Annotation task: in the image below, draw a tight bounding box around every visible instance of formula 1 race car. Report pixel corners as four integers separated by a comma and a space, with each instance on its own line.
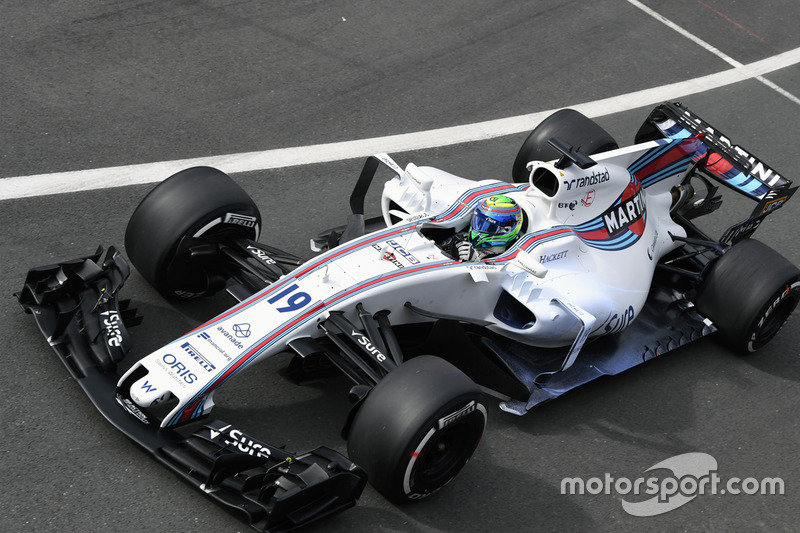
17, 102, 800, 531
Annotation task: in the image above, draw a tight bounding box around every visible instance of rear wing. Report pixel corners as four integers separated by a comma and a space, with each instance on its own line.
636, 102, 796, 243
637, 101, 794, 202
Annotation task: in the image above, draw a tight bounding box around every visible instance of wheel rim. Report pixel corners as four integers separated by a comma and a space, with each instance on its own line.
415, 423, 476, 490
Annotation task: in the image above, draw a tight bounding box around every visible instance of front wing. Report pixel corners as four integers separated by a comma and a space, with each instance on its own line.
15, 247, 367, 532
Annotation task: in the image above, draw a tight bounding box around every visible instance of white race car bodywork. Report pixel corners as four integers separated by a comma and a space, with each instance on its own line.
18, 101, 797, 530
122, 137, 698, 427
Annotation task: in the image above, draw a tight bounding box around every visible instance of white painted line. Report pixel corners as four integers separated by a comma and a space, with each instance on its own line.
2, 46, 800, 201
626, 0, 741, 68
627, 0, 800, 105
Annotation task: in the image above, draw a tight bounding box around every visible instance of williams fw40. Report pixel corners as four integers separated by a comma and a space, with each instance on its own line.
17, 102, 800, 530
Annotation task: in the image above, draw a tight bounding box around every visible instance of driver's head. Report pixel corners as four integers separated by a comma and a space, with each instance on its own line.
468, 195, 523, 253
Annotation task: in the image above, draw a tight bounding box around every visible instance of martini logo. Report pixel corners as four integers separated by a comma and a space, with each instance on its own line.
602, 182, 646, 238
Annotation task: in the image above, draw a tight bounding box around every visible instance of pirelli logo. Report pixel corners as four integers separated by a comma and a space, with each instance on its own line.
180, 342, 216, 372
224, 213, 258, 228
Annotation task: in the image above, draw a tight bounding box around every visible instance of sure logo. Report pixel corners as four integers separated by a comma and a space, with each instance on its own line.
603, 305, 635, 335
351, 330, 387, 362
247, 245, 276, 265
100, 310, 123, 347
211, 424, 272, 459
224, 428, 271, 459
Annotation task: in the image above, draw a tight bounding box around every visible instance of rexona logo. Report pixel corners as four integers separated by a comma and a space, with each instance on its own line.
602, 182, 646, 238
386, 239, 420, 264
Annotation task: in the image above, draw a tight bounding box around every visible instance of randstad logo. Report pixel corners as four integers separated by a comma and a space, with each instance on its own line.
561, 452, 784, 516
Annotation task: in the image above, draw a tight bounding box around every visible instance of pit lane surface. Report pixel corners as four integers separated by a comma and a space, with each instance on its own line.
3, 1, 800, 531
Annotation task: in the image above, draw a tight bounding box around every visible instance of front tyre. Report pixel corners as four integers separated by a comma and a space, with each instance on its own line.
347, 356, 487, 502
124, 166, 261, 298
695, 239, 800, 353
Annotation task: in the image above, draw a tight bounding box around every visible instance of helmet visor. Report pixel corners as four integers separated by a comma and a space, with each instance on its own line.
470, 210, 516, 235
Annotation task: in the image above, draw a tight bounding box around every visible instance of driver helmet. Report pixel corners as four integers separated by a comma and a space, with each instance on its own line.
468, 195, 523, 252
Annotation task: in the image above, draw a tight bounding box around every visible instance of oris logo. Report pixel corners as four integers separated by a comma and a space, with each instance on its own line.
160, 353, 198, 384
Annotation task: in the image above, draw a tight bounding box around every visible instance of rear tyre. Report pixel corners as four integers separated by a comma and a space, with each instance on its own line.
124, 166, 261, 298
512, 109, 618, 182
347, 356, 487, 502
695, 239, 800, 353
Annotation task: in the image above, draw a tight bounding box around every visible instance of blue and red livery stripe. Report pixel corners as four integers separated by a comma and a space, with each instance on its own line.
168, 259, 462, 425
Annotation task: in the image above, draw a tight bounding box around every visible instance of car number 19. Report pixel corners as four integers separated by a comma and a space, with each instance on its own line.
267, 283, 312, 313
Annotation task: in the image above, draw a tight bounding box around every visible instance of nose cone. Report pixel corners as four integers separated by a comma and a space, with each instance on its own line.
129, 375, 170, 408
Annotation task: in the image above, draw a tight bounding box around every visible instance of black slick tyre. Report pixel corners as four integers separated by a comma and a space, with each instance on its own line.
695, 239, 800, 353
124, 166, 261, 298
347, 356, 487, 502
512, 109, 618, 182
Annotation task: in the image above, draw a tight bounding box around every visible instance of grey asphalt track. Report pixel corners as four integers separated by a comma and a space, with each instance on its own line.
3, 1, 800, 532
